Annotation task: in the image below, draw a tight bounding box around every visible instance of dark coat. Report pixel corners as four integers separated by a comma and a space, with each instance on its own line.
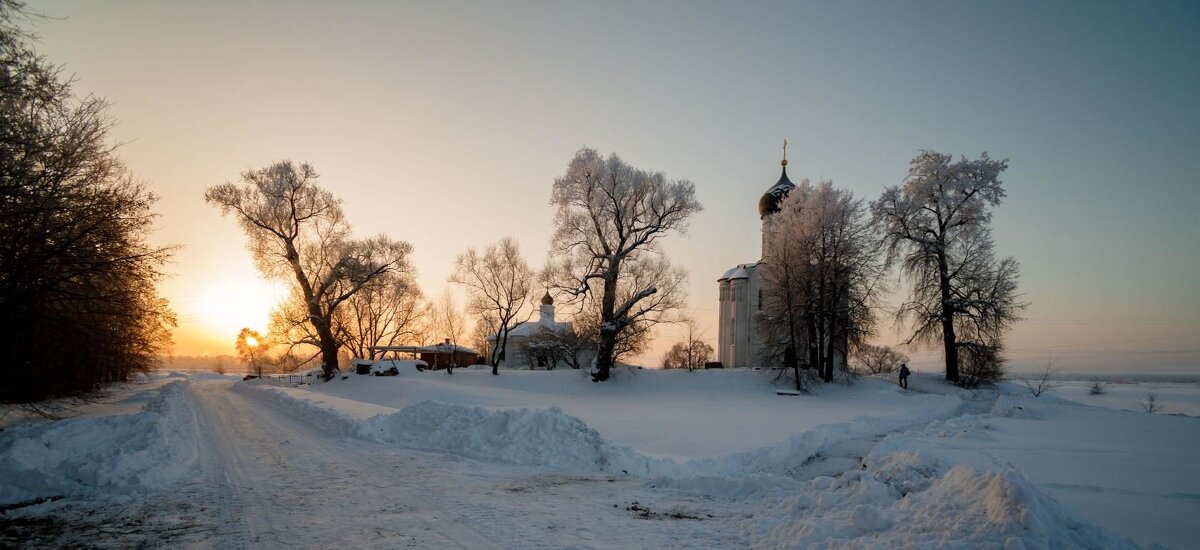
899, 365, 910, 378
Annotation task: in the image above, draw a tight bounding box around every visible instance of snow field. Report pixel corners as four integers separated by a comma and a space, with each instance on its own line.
241, 370, 1170, 547
0, 381, 200, 506
1052, 380, 1200, 416
301, 365, 960, 459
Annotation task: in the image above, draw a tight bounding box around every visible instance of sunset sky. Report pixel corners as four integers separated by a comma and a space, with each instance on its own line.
25, 0, 1199, 373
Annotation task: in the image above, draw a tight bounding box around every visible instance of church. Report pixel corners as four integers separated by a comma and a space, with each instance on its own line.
487, 292, 579, 369
716, 145, 847, 370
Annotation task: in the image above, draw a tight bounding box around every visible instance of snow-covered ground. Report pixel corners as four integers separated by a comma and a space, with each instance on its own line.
1051, 380, 1200, 416
1, 367, 1196, 548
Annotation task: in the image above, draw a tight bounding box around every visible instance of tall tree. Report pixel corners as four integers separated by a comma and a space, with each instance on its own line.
206, 162, 413, 379
545, 148, 701, 381
759, 180, 885, 388
0, 2, 176, 403
871, 151, 1024, 383
451, 236, 535, 375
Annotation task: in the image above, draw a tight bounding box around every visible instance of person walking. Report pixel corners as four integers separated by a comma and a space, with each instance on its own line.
898, 363, 910, 389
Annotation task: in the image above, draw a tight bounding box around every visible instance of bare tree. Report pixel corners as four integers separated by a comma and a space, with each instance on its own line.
1021, 360, 1060, 397
335, 271, 425, 360
544, 148, 701, 381
0, 2, 176, 403
431, 291, 468, 374
235, 328, 271, 377
661, 316, 713, 371
1140, 393, 1162, 414
872, 151, 1024, 384
470, 311, 499, 364
206, 162, 413, 379
452, 237, 535, 375
851, 343, 909, 375
758, 180, 886, 388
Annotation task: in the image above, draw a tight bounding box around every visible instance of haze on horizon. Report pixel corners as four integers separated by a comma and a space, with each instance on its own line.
23, 0, 1199, 374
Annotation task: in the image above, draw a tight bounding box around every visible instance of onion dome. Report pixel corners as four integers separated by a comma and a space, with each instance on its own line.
541, 291, 553, 305
758, 156, 795, 218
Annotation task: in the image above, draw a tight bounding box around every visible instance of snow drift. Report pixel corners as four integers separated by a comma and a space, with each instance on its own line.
742, 454, 1137, 549
0, 381, 200, 506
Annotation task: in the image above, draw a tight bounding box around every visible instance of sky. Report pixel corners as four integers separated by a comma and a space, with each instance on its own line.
22, 0, 1200, 373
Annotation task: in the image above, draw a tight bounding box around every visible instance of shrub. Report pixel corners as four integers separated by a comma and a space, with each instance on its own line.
851, 344, 909, 375
956, 342, 1004, 388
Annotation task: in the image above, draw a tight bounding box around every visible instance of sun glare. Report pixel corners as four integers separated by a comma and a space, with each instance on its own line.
191, 279, 287, 344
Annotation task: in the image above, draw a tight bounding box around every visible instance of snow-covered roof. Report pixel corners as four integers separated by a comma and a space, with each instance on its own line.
719, 263, 756, 281
370, 344, 479, 355
496, 319, 573, 340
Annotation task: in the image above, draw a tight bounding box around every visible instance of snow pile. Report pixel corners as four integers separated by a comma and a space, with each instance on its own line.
684, 394, 961, 478
0, 381, 200, 506
360, 401, 654, 472
241, 382, 656, 473
743, 456, 1137, 549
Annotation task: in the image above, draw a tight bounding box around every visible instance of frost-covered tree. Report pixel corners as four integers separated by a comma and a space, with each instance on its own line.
759, 181, 886, 388
452, 237, 535, 375
206, 162, 413, 379
0, 1, 176, 403
872, 151, 1024, 384
545, 148, 701, 381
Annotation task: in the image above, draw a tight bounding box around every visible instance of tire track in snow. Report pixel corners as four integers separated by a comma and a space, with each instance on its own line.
190, 380, 508, 548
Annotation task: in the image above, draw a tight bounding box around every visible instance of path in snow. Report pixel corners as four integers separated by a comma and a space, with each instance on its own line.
187, 379, 739, 548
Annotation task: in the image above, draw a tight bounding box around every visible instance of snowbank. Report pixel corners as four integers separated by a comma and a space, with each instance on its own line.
863, 391, 1200, 548
239, 382, 655, 473
0, 381, 200, 506
681, 393, 961, 478
742, 460, 1136, 549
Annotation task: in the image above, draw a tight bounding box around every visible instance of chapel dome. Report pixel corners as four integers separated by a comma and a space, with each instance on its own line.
758, 160, 795, 218
541, 291, 553, 305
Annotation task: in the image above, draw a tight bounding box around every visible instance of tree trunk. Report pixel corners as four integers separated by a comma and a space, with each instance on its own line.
594, 265, 620, 382
593, 328, 616, 382
937, 255, 959, 382
493, 327, 507, 376
315, 321, 340, 380
785, 344, 799, 391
